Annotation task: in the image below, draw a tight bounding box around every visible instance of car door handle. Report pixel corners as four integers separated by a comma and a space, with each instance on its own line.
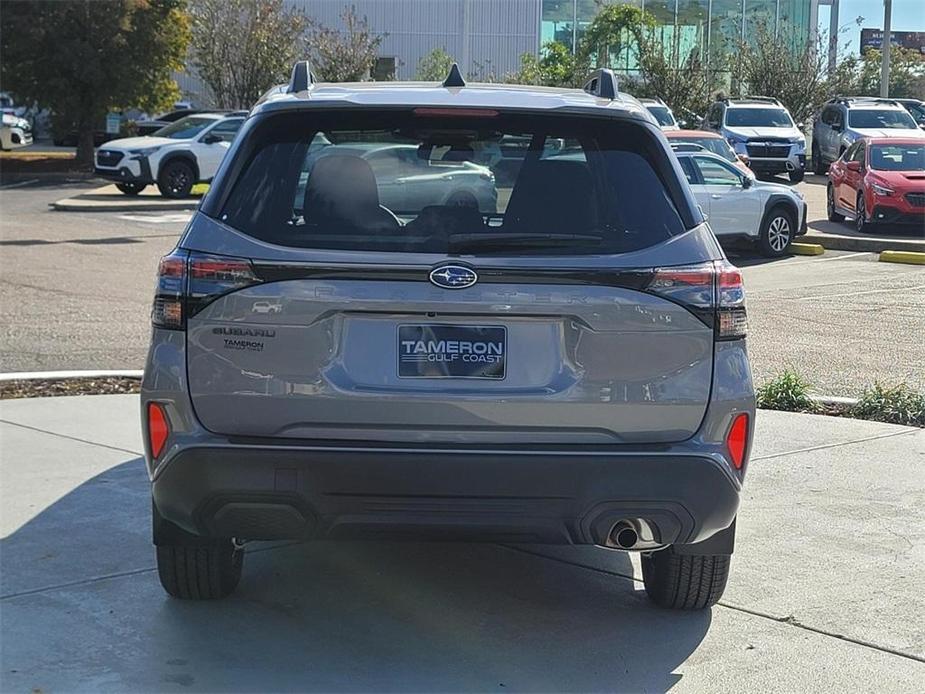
711, 194, 722, 199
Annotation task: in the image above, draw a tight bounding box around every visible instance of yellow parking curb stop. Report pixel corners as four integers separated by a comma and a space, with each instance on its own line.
790, 243, 824, 256
879, 250, 925, 265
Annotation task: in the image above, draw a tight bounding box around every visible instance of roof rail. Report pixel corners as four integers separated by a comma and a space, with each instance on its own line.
830, 96, 901, 107
442, 63, 466, 88
725, 95, 781, 105
583, 68, 618, 100
287, 60, 315, 93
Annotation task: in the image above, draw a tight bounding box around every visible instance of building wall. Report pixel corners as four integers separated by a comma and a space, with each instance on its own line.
292, 0, 542, 80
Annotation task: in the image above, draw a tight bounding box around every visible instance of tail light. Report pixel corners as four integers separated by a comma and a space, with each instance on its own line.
726, 412, 749, 470
151, 250, 260, 330
645, 260, 747, 340
147, 402, 170, 458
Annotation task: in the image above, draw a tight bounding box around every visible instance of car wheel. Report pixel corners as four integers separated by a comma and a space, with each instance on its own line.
156, 541, 243, 599
157, 159, 195, 198
758, 206, 795, 257
812, 143, 826, 175
826, 184, 845, 222
642, 547, 730, 609
788, 168, 804, 183
116, 182, 146, 196
855, 192, 875, 234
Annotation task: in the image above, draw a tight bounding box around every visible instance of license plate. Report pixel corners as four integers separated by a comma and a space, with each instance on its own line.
398, 324, 506, 379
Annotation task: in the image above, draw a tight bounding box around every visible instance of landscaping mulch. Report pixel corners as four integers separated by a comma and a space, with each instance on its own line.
0, 377, 141, 400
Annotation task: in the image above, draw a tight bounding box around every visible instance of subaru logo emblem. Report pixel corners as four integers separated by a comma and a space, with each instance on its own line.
429, 265, 478, 289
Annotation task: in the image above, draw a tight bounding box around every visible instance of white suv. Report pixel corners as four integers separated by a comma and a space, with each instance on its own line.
676, 151, 806, 257
94, 112, 246, 197
703, 97, 806, 182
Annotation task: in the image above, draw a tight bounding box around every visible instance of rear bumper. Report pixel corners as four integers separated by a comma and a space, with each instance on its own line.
151, 441, 741, 548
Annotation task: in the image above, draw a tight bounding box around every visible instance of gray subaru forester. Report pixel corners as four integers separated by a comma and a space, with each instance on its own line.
142, 63, 755, 609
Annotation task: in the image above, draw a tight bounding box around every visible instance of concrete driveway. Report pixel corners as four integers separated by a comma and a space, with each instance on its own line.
1, 395, 923, 691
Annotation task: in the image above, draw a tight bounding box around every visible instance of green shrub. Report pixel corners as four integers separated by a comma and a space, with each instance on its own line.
757, 370, 817, 413
852, 383, 925, 427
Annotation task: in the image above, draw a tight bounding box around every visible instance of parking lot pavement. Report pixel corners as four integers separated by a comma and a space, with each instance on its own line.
731, 249, 925, 395
0, 394, 922, 691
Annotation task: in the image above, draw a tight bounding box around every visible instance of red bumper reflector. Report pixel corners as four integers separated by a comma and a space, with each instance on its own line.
147, 402, 169, 458
727, 413, 749, 470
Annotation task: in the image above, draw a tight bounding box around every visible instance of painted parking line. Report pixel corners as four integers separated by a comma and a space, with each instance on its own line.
0, 178, 39, 189
116, 212, 193, 224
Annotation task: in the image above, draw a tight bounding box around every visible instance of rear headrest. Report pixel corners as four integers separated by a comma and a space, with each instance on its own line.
504, 160, 597, 234
303, 154, 381, 227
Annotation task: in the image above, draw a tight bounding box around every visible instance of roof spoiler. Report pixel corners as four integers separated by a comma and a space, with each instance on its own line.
288, 60, 316, 93
583, 68, 618, 100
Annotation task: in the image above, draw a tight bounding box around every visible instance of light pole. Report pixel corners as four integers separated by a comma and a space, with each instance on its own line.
880, 0, 892, 97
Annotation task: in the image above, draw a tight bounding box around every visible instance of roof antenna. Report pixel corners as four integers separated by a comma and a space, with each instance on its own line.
442, 62, 466, 88
288, 60, 316, 93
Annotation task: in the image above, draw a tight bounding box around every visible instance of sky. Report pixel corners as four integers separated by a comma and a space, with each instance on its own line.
820, 0, 925, 54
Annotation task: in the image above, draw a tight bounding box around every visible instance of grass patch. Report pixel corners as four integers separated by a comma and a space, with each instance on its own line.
852, 383, 925, 427
756, 370, 817, 413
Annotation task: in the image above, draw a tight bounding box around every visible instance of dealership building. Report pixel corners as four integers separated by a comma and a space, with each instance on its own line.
176, 0, 828, 104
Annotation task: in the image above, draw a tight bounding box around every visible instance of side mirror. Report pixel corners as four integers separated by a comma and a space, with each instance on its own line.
741, 175, 753, 189
845, 160, 861, 172
203, 133, 222, 145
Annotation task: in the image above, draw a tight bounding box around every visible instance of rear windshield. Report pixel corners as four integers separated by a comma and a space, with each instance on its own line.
670, 136, 736, 162
216, 110, 689, 256
646, 105, 675, 127
847, 109, 917, 130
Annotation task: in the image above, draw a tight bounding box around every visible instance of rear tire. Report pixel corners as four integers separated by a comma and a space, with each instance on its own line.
116, 182, 146, 196
827, 184, 844, 222
757, 205, 795, 257
642, 548, 730, 610
157, 159, 195, 198
156, 541, 243, 599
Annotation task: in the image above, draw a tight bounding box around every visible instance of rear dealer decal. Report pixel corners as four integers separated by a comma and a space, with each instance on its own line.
398, 325, 506, 379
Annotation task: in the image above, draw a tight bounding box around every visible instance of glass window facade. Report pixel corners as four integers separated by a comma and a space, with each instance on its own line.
540, 0, 814, 70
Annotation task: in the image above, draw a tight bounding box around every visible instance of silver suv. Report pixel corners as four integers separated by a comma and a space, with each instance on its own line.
142, 63, 755, 608
812, 97, 923, 175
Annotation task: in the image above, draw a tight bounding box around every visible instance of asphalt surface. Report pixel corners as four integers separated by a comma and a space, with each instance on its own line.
1, 179, 923, 395
1, 395, 922, 691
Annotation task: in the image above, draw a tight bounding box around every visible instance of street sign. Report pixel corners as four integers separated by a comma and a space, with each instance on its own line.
105, 113, 121, 135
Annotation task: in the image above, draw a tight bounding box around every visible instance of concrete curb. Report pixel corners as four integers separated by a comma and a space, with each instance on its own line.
0, 370, 143, 382
50, 184, 201, 212
879, 250, 925, 265
790, 243, 824, 256
801, 231, 925, 254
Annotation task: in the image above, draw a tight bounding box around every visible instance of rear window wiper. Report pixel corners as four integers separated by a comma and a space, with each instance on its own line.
447, 232, 603, 252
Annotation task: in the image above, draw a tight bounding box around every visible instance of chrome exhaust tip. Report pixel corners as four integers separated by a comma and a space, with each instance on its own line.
604, 519, 664, 551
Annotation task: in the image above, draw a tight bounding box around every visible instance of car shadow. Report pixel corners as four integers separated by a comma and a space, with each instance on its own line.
1, 457, 712, 692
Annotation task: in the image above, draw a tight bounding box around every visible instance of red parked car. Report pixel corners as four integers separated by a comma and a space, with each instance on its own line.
827, 137, 925, 234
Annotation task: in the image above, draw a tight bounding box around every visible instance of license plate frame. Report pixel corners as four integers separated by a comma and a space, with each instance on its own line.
397, 324, 506, 380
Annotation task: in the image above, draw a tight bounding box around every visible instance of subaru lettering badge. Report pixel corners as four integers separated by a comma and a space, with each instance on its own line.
429, 265, 478, 289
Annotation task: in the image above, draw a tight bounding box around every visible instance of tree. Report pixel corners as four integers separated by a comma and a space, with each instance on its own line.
415, 48, 455, 81
190, 0, 307, 109
636, 34, 727, 126
514, 41, 588, 88
735, 24, 859, 125
579, 3, 655, 71
0, 0, 190, 166
857, 47, 925, 99
306, 5, 385, 82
